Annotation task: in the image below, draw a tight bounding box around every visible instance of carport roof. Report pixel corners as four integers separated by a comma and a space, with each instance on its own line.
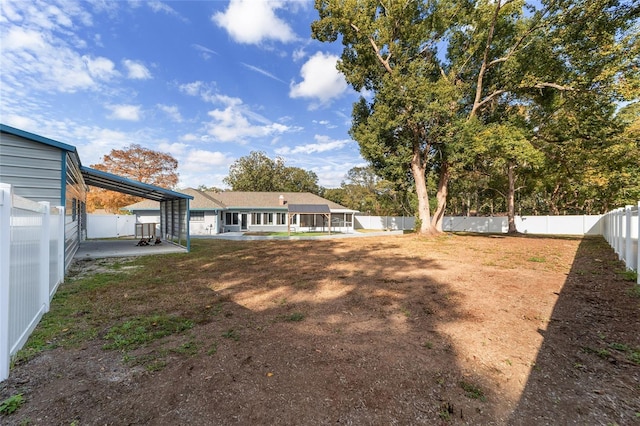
81, 166, 193, 202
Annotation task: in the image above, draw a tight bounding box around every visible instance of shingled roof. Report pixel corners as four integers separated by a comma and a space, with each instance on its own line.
207, 191, 350, 210
124, 188, 224, 211
125, 189, 354, 212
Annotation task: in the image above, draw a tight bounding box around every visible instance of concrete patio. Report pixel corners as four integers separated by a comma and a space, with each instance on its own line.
74, 238, 187, 260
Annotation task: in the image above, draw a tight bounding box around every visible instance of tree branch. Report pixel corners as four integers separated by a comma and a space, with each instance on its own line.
350, 22, 393, 75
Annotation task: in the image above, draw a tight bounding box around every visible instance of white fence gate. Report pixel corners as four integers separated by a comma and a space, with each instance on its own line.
0, 183, 65, 381
602, 203, 640, 284
86, 214, 135, 238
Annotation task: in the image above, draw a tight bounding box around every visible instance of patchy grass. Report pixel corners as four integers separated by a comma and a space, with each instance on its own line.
103, 315, 194, 351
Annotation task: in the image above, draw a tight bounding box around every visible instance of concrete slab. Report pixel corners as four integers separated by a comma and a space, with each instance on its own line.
75, 238, 187, 260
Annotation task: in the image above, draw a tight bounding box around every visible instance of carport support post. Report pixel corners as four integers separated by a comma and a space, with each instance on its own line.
0, 184, 12, 381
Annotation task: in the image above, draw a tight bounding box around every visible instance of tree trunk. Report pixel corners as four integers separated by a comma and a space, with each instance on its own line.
410, 148, 434, 234
431, 163, 449, 232
507, 160, 518, 234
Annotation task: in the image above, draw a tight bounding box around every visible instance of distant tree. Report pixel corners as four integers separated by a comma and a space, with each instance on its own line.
223, 151, 321, 194
87, 144, 179, 213
324, 166, 414, 215
197, 185, 224, 193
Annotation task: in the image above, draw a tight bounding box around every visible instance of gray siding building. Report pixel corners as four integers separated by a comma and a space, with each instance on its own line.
1, 125, 87, 269
1, 124, 194, 267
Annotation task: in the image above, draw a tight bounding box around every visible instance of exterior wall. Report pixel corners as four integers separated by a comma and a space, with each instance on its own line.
64, 153, 86, 270
0, 133, 63, 206
189, 211, 219, 235
0, 132, 88, 270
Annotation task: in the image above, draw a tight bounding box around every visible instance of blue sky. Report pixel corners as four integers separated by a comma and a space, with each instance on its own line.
0, 0, 366, 189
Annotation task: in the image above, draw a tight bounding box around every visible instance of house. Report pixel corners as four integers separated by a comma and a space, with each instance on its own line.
125, 189, 358, 235
0, 124, 194, 267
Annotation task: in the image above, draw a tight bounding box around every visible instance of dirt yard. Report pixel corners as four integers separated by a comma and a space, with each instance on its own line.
1, 234, 639, 425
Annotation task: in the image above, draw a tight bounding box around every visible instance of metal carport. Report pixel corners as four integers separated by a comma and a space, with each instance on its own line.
80, 166, 193, 251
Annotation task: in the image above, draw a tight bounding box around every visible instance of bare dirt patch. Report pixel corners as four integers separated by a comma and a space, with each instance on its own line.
1, 234, 638, 425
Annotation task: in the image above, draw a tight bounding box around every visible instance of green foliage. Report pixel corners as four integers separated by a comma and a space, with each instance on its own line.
222, 329, 240, 341
313, 0, 639, 221
283, 312, 305, 322
0, 393, 24, 415
223, 151, 320, 194
103, 315, 194, 351
460, 381, 485, 401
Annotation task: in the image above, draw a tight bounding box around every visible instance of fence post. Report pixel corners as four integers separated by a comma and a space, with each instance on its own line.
57, 206, 65, 284
0, 184, 12, 381
624, 205, 632, 271
39, 202, 51, 313
637, 202, 640, 285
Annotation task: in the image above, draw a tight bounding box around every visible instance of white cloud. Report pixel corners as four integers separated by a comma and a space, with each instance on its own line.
179, 80, 205, 97
106, 104, 142, 121
241, 63, 285, 84
157, 104, 183, 122
212, 0, 296, 44
123, 59, 152, 80
292, 47, 306, 62
3, 27, 47, 50
147, 1, 188, 22
192, 44, 217, 60
289, 52, 348, 107
2, 114, 38, 130
275, 135, 349, 155
185, 149, 231, 169
84, 56, 118, 80
1, 10, 115, 93
158, 142, 189, 156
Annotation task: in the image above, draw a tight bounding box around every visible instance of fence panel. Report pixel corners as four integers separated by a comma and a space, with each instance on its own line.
602, 203, 639, 284
0, 184, 64, 381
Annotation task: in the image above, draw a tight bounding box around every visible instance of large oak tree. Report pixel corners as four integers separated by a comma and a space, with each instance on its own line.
312, 0, 638, 234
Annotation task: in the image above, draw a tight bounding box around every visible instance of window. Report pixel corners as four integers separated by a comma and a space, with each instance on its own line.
190, 211, 205, 222
225, 212, 239, 225
252, 212, 262, 225
264, 213, 273, 225
290, 214, 297, 225
276, 213, 287, 225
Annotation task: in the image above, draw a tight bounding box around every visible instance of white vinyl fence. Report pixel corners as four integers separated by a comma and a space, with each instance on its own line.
87, 214, 135, 238
0, 183, 65, 381
355, 214, 603, 235
602, 203, 639, 284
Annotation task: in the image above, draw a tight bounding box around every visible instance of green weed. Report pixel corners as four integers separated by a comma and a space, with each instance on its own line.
171, 341, 200, 356
222, 329, 240, 341
0, 393, 24, 415
460, 381, 485, 401
284, 312, 305, 322
527, 256, 546, 263
207, 342, 218, 356
618, 269, 638, 282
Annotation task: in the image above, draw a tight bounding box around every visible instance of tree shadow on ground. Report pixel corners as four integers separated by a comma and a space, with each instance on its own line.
509, 236, 640, 424
1, 235, 505, 425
